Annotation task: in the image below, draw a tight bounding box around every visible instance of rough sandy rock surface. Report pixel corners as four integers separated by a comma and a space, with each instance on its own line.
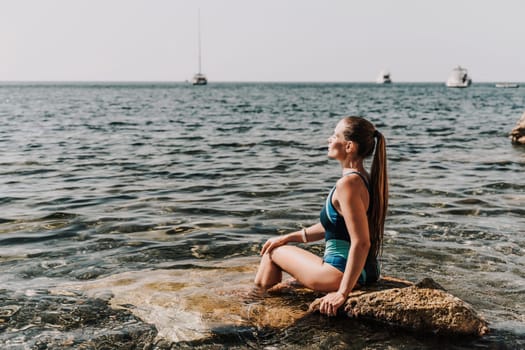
309, 277, 488, 336
510, 112, 525, 145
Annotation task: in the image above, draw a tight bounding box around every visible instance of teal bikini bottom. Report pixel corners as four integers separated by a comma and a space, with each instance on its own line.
323, 255, 380, 285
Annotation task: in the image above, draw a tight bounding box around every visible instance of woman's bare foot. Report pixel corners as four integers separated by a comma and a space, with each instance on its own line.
267, 278, 304, 294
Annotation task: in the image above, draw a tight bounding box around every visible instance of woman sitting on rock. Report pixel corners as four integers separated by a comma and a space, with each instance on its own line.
254, 116, 388, 316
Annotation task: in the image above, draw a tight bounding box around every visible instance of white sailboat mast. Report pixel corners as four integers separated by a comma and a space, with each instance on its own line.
191, 8, 207, 85
197, 9, 202, 74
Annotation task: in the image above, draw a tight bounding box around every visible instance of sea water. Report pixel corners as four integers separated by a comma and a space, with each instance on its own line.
0, 82, 524, 349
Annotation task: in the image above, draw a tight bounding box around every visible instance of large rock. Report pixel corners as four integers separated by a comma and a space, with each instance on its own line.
309, 276, 489, 336
49, 258, 489, 345
510, 112, 525, 145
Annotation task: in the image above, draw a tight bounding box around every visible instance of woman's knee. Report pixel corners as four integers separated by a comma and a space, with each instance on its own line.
258, 252, 274, 270
267, 247, 290, 269
268, 245, 294, 262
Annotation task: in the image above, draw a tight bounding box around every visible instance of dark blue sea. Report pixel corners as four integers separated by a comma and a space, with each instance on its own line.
1, 82, 524, 349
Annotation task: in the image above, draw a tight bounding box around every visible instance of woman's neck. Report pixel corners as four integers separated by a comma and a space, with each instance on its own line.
341, 159, 365, 175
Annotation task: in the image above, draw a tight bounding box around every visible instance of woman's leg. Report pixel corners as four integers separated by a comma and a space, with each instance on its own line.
255, 245, 343, 292
254, 251, 282, 288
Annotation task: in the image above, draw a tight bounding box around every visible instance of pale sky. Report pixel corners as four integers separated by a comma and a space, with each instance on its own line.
2, 0, 524, 82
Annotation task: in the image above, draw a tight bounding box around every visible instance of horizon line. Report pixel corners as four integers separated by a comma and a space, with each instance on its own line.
1, 80, 522, 84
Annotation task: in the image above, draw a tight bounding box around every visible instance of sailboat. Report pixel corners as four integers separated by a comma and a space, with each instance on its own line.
192, 9, 207, 86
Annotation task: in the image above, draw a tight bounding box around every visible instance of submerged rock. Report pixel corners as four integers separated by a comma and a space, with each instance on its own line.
0, 289, 157, 349
39, 259, 488, 347
309, 276, 489, 336
53, 264, 315, 343
510, 112, 525, 145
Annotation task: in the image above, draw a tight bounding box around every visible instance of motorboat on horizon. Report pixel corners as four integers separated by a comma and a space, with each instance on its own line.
376, 70, 392, 84
495, 82, 519, 88
446, 66, 472, 88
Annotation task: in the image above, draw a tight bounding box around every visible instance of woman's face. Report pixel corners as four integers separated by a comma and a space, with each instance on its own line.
327, 120, 350, 160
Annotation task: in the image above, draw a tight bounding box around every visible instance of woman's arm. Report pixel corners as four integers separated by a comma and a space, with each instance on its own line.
302, 222, 325, 243
260, 222, 325, 255
318, 175, 371, 316
336, 175, 371, 295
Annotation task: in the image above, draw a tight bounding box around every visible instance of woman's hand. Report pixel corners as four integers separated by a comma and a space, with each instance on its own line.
260, 235, 289, 255
318, 291, 346, 317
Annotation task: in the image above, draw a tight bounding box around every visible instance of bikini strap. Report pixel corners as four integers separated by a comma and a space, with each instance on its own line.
342, 171, 370, 192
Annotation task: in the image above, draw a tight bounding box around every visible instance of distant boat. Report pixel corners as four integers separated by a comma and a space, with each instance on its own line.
495, 82, 519, 88
376, 71, 392, 84
192, 9, 207, 86
446, 66, 472, 88
192, 73, 207, 86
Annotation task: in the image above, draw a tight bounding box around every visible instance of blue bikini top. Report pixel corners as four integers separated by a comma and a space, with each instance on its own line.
320, 171, 371, 242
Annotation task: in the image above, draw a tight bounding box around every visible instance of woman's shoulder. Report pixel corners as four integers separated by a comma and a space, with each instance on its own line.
338, 171, 369, 184
336, 172, 369, 193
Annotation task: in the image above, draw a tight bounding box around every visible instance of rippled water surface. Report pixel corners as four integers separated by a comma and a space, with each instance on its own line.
1, 82, 524, 349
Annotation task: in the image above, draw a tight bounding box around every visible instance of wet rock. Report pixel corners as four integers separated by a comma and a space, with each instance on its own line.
0, 289, 158, 349
415, 277, 445, 290
309, 276, 489, 336
510, 112, 525, 145
21, 263, 488, 347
